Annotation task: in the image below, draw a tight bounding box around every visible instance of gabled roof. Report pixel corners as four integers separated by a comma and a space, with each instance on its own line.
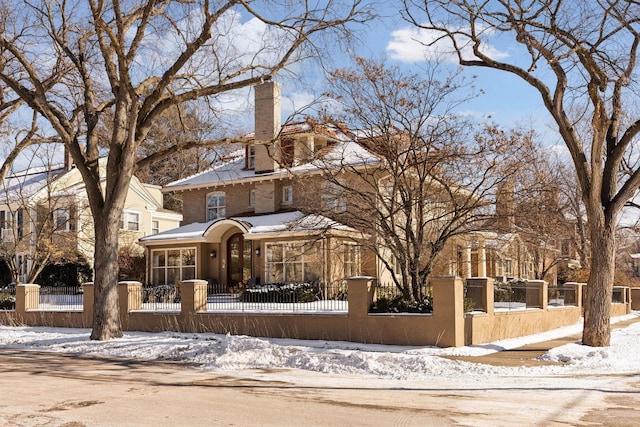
139, 210, 358, 243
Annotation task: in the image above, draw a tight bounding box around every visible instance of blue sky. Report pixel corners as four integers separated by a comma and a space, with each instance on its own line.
7, 2, 563, 171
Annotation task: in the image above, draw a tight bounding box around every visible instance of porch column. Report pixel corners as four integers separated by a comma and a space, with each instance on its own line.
477, 245, 487, 278
465, 246, 472, 278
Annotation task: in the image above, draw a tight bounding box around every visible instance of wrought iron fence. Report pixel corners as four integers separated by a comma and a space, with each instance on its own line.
206, 281, 348, 313
138, 285, 181, 311
38, 286, 83, 310
369, 281, 433, 313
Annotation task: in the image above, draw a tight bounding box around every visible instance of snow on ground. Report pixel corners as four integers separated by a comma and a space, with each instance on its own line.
0, 313, 639, 382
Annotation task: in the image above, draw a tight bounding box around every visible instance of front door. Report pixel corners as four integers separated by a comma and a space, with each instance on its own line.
227, 233, 252, 286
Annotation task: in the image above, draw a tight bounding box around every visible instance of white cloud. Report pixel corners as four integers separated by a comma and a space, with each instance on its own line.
387, 26, 508, 64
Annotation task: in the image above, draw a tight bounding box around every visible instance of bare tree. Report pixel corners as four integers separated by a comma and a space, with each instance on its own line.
0, 0, 372, 340
302, 58, 528, 301
403, 0, 640, 346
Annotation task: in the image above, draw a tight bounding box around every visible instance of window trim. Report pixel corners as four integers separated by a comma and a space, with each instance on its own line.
206, 191, 226, 221
282, 185, 293, 204
249, 189, 256, 207
246, 145, 256, 170
151, 247, 197, 286
120, 210, 141, 232
265, 241, 318, 283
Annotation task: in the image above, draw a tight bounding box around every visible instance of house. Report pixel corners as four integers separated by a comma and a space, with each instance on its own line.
139, 82, 377, 288
140, 81, 561, 291
0, 156, 182, 284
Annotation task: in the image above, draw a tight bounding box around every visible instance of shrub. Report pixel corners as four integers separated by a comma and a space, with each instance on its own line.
241, 282, 317, 303
369, 294, 433, 313
0, 293, 15, 310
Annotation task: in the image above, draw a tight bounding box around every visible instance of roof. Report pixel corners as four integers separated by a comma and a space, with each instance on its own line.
139, 210, 358, 243
163, 123, 381, 192
0, 165, 67, 203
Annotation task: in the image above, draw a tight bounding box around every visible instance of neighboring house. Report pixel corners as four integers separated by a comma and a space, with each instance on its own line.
0, 156, 182, 284
139, 81, 559, 290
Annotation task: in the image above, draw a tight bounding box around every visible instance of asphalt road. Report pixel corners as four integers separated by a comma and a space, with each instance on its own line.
0, 349, 639, 426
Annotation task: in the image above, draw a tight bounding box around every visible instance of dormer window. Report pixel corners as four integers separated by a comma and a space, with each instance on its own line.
246, 145, 256, 170
207, 192, 226, 220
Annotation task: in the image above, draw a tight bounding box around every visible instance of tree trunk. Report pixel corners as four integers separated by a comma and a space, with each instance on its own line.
582, 216, 615, 347
90, 213, 123, 340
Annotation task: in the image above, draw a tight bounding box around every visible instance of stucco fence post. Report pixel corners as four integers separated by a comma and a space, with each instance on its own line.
347, 276, 376, 319
15, 284, 40, 319
432, 276, 465, 347
179, 279, 208, 316
117, 281, 143, 329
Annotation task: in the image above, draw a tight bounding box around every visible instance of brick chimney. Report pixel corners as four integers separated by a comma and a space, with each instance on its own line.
253, 81, 282, 174
496, 180, 515, 231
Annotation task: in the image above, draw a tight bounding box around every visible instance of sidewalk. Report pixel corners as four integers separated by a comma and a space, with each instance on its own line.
446, 315, 640, 367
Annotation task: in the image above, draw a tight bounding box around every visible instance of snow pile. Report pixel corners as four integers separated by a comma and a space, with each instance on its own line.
0, 313, 638, 380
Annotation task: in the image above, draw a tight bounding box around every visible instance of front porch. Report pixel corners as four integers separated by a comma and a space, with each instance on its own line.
139, 211, 371, 292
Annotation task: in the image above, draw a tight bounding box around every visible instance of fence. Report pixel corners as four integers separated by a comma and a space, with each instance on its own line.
205, 281, 348, 313
1, 278, 634, 348
39, 286, 83, 310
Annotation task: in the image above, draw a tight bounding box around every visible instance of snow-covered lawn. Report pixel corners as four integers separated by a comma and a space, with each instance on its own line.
0, 312, 639, 381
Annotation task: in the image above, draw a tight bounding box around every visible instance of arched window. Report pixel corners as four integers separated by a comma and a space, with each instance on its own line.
207, 192, 226, 221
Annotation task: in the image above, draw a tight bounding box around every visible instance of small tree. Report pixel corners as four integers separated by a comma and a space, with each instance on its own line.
303, 58, 529, 301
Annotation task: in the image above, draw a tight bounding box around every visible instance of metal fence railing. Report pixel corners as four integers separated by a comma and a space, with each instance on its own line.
38, 286, 83, 310
206, 281, 348, 313
369, 282, 433, 313
548, 285, 579, 307
138, 285, 181, 312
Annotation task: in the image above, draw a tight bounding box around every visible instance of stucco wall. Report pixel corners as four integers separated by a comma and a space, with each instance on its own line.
4, 279, 633, 348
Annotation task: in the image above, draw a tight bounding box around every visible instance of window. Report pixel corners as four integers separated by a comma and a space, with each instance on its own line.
0, 210, 10, 241
120, 211, 140, 231
282, 186, 293, 204
16, 253, 27, 284
265, 241, 320, 283
207, 192, 226, 221
249, 190, 256, 207
16, 208, 23, 238
151, 248, 196, 285
246, 145, 256, 169
323, 182, 346, 212
505, 259, 513, 277
151, 220, 159, 235
343, 242, 360, 278
54, 207, 75, 231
